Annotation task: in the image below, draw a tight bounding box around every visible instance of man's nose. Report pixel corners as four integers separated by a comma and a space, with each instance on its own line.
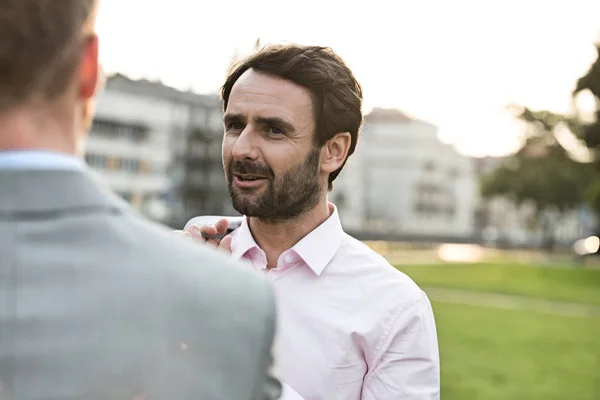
231, 127, 259, 161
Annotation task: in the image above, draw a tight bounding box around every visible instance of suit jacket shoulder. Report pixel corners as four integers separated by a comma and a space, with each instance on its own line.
0, 168, 281, 399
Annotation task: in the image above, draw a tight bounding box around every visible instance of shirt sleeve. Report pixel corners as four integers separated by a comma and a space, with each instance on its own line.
361, 290, 440, 399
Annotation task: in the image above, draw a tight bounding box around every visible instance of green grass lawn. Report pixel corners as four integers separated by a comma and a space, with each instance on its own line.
392, 262, 600, 399
434, 302, 600, 400
395, 263, 600, 305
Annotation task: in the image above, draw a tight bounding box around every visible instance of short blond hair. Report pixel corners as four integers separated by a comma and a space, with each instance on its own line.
0, 0, 98, 111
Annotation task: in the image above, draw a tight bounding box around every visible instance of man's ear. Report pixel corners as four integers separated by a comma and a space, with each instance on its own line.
79, 34, 99, 100
320, 132, 351, 174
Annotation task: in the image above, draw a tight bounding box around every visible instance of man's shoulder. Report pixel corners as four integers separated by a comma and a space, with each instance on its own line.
337, 233, 424, 293
338, 232, 398, 271
95, 213, 275, 313
129, 215, 268, 281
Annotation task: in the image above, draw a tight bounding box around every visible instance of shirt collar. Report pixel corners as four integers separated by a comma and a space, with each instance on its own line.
0, 150, 84, 171
231, 203, 344, 276
231, 215, 260, 261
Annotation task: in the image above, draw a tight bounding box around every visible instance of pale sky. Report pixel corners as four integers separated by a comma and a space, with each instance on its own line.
96, 0, 600, 157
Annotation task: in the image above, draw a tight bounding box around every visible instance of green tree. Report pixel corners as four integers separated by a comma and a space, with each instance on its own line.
481, 137, 593, 214
573, 44, 600, 215
481, 119, 595, 249
481, 43, 600, 248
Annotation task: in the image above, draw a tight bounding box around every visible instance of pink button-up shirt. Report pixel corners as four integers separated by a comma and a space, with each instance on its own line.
230, 204, 440, 399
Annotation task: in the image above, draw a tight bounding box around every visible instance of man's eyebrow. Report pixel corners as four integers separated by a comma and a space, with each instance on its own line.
223, 113, 244, 124
255, 116, 296, 133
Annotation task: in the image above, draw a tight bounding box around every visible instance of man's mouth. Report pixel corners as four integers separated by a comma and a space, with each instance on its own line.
232, 174, 269, 188
235, 175, 267, 181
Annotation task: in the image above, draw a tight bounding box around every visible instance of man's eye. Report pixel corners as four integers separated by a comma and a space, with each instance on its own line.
226, 123, 244, 132
269, 127, 283, 135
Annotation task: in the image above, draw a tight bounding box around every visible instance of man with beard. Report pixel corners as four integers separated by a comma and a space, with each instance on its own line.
182, 44, 440, 399
0, 1, 282, 399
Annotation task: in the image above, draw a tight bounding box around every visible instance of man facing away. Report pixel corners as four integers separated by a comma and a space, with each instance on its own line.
183, 44, 441, 399
0, 1, 282, 399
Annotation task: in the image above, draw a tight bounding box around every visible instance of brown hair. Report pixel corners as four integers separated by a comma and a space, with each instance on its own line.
222, 44, 364, 190
0, 0, 98, 111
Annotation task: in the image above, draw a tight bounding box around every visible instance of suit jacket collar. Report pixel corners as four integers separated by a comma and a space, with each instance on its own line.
0, 167, 129, 217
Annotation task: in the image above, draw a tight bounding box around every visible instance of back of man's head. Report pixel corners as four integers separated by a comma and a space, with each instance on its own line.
0, 0, 100, 153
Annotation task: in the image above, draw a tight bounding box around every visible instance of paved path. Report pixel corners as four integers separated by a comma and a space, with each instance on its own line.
423, 286, 600, 319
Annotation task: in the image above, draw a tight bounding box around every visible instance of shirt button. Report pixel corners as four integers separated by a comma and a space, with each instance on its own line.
285, 254, 293, 264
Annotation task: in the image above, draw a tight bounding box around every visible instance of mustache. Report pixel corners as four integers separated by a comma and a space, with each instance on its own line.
229, 160, 273, 178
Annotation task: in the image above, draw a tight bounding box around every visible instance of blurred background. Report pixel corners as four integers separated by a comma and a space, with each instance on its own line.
92, 1, 599, 398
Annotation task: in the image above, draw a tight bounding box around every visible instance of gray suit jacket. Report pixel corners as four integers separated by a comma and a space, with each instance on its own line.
0, 168, 282, 400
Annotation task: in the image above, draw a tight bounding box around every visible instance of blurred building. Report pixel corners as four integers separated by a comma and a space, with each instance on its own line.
88, 76, 591, 245
87, 74, 235, 227
332, 108, 478, 241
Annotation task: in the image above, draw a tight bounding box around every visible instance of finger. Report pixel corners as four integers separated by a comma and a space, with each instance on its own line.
218, 234, 233, 254
187, 225, 211, 242
214, 219, 230, 236
205, 238, 221, 248
187, 224, 217, 237
185, 226, 202, 242
200, 224, 218, 238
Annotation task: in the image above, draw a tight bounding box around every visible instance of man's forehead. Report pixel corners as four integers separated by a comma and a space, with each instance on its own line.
228, 69, 314, 117
224, 103, 296, 123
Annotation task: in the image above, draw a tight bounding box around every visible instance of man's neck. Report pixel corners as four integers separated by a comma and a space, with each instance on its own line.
0, 107, 79, 155
247, 199, 332, 269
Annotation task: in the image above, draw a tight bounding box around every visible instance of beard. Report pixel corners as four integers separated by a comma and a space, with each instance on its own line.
225, 148, 322, 224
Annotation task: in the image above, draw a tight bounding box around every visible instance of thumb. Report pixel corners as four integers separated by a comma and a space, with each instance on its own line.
218, 234, 233, 254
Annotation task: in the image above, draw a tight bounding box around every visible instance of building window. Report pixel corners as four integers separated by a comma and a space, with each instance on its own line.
423, 160, 436, 172
139, 160, 151, 174
130, 192, 144, 208
90, 118, 149, 142
85, 153, 154, 175
84, 153, 107, 169
413, 182, 456, 219
106, 155, 120, 171
448, 167, 459, 179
